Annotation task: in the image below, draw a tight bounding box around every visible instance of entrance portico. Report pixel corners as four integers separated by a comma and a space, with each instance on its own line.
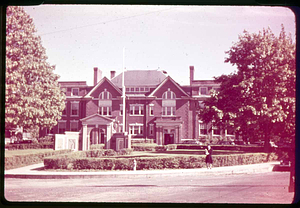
154, 116, 183, 145
80, 114, 116, 150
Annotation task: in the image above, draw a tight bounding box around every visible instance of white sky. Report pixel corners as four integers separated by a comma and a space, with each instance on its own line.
23, 5, 296, 86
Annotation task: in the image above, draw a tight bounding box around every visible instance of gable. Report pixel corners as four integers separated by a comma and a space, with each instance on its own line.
80, 114, 113, 125
150, 77, 190, 98
85, 77, 122, 99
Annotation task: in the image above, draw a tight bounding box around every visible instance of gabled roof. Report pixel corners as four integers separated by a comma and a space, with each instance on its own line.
111, 69, 167, 88
149, 76, 190, 97
80, 113, 114, 123
84, 77, 122, 98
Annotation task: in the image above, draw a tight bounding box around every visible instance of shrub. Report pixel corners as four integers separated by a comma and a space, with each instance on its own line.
90, 144, 105, 150
5, 142, 54, 150
131, 139, 154, 144
5, 149, 72, 170
155, 145, 177, 151
132, 143, 157, 151
44, 152, 278, 171
118, 148, 133, 155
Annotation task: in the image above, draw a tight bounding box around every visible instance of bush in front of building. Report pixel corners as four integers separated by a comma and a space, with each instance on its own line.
176, 144, 265, 152
5, 142, 54, 150
132, 143, 158, 151
131, 139, 155, 144
118, 148, 133, 155
90, 144, 105, 150
5, 149, 72, 170
155, 144, 177, 152
43, 152, 277, 171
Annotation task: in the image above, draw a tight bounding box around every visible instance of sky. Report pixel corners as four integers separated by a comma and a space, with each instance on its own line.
23, 5, 296, 86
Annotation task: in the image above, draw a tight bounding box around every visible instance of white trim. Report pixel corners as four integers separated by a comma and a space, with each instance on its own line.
149, 76, 190, 97
84, 77, 122, 98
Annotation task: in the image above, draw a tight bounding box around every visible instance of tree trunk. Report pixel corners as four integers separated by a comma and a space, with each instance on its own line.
264, 124, 271, 152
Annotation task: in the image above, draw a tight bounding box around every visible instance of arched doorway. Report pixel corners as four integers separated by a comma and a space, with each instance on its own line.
90, 128, 106, 145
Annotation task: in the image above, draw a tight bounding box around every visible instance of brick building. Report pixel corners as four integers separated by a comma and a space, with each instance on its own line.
43, 66, 236, 150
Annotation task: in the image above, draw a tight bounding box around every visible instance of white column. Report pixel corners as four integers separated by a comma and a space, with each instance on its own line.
82, 124, 87, 151
106, 124, 111, 149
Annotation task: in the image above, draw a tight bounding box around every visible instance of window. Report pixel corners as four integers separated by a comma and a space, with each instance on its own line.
126, 88, 130, 92
62, 102, 67, 115
71, 102, 79, 116
199, 121, 208, 135
149, 105, 154, 116
62, 88, 67, 95
200, 87, 207, 95
135, 87, 139, 92
162, 89, 176, 116
99, 106, 111, 116
226, 126, 235, 135
145, 87, 149, 92
212, 122, 220, 135
130, 87, 134, 91
99, 90, 112, 100
58, 121, 66, 134
213, 87, 221, 92
120, 104, 123, 116
129, 105, 144, 116
140, 87, 144, 92
99, 89, 112, 116
149, 124, 154, 136
70, 121, 78, 131
72, 88, 79, 96
129, 124, 143, 135
162, 90, 176, 99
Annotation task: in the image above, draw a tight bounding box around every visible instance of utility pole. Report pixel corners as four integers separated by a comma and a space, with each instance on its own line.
122, 48, 126, 134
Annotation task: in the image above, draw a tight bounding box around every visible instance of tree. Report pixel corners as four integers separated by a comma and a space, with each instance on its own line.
6, 6, 65, 133
199, 26, 295, 152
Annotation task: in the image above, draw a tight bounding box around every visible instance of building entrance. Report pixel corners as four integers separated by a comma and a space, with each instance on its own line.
90, 128, 106, 145
164, 133, 174, 145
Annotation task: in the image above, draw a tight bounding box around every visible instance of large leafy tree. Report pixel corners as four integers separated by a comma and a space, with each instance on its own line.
6, 6, 65, 131
200, 26, 295, 152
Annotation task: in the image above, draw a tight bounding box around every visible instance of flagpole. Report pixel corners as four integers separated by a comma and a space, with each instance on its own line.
122, 48, 126, 133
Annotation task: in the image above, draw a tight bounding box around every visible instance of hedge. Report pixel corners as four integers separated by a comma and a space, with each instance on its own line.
90, 144, 105, 150
44, 152, 278, 171
131, 143, 158, 151
176, 144, 265, 152
5, 149, 72, 170
5, 142, 54, 150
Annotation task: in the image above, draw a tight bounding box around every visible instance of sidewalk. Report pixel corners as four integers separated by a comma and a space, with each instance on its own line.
5, 161, 280, 179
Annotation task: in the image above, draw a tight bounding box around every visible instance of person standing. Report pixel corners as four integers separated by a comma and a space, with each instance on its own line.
205, 144, 213, 169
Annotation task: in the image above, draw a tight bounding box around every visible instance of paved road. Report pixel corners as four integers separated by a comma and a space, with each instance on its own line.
4, 172, 294, 204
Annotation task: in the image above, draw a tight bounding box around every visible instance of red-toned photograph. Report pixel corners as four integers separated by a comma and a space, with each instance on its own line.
4, 4, 296, 204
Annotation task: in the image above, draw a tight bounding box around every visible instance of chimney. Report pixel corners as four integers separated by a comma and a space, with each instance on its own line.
94, 67, 102, 86
110, 71, 116, 79
190, 66, 194, 86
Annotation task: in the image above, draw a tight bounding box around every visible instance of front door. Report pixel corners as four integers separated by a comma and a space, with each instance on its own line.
164, 133, 174, 145
90, 128, 106, 145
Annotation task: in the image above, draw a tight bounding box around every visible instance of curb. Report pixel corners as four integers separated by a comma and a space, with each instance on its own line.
5, 162, 279, 179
